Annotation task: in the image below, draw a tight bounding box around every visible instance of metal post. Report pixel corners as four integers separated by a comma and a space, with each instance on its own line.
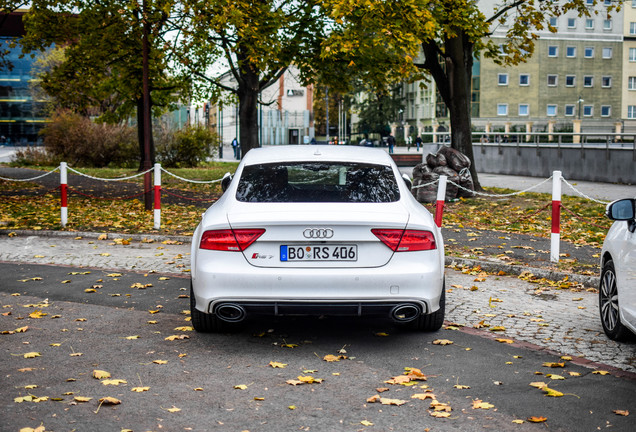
550, 171, 562, 263
153, 163, 161, 230
434, 175, 447, 228
60, 162, 67, 227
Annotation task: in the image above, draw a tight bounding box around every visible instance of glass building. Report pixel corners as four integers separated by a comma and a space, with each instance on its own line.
0, 11, 47, 145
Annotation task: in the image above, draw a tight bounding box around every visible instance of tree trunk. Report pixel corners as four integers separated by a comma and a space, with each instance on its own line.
238, 86, 259, 158
421, 31, 482, 190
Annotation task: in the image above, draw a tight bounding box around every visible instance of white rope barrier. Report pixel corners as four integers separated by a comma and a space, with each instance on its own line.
160, 167, 223, 184
446, 175, 554, 198
561, 177, 610, 205
411, 179, 439, 190
66, 166, 153, 181
0, 167, 59, 182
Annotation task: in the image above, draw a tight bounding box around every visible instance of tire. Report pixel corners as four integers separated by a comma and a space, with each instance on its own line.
599, 260, 633, 341
190, 281, 227, 333
411, 282, 446, 332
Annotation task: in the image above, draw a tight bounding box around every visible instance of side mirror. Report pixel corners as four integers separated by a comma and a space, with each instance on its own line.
221, 172, 233, 192
402, 173, 412, 191
606, 198, 635, 221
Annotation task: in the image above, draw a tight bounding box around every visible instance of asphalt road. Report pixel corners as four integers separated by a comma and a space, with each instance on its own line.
1, 262, 635, 432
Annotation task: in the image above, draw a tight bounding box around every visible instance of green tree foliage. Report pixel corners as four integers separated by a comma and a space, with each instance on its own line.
321, 0, 602, 189
40, 109, 138, 167
354, 85, 404, 139
155, 124, 219, 168
174, 0, 326, 156
20, 0, 188, 168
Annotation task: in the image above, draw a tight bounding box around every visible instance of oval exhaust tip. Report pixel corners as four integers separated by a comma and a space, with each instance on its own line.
215, 303, 246, 322
390, 304, 420, 323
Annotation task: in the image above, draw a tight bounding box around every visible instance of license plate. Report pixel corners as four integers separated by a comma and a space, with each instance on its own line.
280, 245, 357, 261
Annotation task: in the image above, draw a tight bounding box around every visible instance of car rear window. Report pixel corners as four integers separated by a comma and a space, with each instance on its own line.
235, 162, 400, 203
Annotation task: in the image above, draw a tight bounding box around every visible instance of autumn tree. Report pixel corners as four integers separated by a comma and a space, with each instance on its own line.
322, 0, 599, 189
174, 0, 325, 157
21, 0, 186, 169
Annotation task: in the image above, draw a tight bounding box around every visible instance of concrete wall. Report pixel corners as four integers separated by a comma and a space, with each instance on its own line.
472, 143, 636, 184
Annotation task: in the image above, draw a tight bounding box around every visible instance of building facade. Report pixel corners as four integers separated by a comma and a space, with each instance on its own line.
0, 10, 48, 145
395, 0, 636, 141
194, 66, 315, 146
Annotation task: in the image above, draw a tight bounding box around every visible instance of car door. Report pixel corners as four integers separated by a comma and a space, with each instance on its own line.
617, 224, 636, 329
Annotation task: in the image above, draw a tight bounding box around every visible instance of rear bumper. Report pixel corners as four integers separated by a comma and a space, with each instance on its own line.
191, 250, 444, 318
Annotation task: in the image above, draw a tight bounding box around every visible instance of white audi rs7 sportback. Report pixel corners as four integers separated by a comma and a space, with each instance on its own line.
190, 145, 445, 332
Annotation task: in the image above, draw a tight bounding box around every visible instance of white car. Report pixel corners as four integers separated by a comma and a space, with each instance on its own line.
599, 198, 636, 341
190, 145, 445, 332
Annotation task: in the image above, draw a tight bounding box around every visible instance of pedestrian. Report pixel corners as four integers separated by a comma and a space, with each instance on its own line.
310, 137, 317, 145
407, 135, 412, 151
387, 133, 396, 154
415, 135, 422, 151
231, 137, 239, 160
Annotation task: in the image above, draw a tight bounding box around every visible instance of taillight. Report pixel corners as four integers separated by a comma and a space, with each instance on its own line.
372, 229, 436, 252
200, 229, 265, 251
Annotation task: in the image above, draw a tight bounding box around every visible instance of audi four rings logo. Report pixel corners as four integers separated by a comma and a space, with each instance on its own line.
303, 228, 334, 239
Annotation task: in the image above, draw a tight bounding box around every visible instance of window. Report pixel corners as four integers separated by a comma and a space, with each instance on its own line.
586, 19, 594, 29
603, 19, 612, 30
497, 104, 508, 116
631, 22, 636, 35
585, 0, 593, 5
633, 0, 636, 7
628, 106, 636, 119
566, 46, 576, 57
498, 73, 509, 85
584, 76, 594, 87
548, 46, 558, 57
602, 76, 612, 88
565, 75, 576, 87
547, 105, 557, 116
584, 47, 594, 58
519, 104, 529, 116
600, 106, 611, 117
629, 77, 636, 90
236, 162, 401, 203
547, 75, 558, 86
583, 105, 593, 117
568, 18, 576, 28
564, 105, 575, 116
602, 47, 613, 59
549, 17, 557, 27
630, 48, 636, 62
519, 74, 530, 86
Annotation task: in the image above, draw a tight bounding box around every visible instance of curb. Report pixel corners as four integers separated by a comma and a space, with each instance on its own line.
445, 256, 599, 289
0, 229, 599, 288
0, 229, 192, 244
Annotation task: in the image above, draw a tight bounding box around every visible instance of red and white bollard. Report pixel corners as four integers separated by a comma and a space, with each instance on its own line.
550, 170, 562, 263
60, 162, 68, 227
153, 163, 161, 230
434, 175, 447, 228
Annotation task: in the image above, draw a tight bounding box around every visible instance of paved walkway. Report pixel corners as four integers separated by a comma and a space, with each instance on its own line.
0, 232, 634, 373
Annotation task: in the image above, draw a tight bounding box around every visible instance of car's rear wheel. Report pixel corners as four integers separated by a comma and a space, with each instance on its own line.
410, 282, 445, 332
190, 282, 231, 333
599, 260, 632, 341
